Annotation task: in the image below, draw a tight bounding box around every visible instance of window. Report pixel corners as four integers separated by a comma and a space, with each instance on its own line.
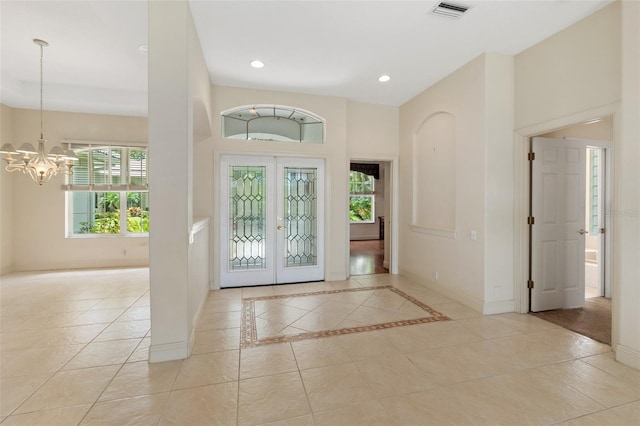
349, 171, 375, 223
588, 148, 601, 235
70, 192, 149, 235
65, 143, 149, 237
222, 105, 324, 144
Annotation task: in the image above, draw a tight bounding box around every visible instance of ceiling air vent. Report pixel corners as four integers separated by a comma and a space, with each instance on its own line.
431, 2, 470, 19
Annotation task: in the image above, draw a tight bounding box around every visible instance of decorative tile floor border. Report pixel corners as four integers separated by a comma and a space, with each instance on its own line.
241, 285, 450, 348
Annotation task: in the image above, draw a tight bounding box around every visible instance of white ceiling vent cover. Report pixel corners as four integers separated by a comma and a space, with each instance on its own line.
431, 2, 470, 19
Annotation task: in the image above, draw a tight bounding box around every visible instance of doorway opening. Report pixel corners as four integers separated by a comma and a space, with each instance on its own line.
527, 117, 613, 345
220, 155, 325, 288
348, 160, 392, 276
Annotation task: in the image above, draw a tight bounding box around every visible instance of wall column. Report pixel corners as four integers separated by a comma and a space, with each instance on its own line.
615, 0, 640, 369
148, 0, 194, 362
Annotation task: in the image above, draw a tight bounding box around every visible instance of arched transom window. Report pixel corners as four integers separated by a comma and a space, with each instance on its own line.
221, 105, 324, 144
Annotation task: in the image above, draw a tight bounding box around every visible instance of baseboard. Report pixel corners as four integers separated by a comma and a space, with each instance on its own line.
149, 341, 189, 363
326, 272, 348, 281
398, 268, 483, 314
188, 288, 209, 354
615, 344, 640, 370
483, 299, 515, 315
383, 260, 389, 269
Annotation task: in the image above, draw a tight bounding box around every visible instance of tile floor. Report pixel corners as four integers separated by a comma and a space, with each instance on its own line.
240, 285, 449, 348
1, 268, 639, 425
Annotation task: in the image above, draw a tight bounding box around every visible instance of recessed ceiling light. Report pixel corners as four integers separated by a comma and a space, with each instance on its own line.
378, 75, 391, 82
138, 44, 148, 55
250, 60, 264, 69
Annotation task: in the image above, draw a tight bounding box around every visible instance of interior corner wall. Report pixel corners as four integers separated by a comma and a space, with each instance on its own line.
398, 54, 487, 311
187, 0, 212, 350
189, 3, 212, 146
483, 53, 515, 313
0, 104, 15, 274
8, 108, 148, 272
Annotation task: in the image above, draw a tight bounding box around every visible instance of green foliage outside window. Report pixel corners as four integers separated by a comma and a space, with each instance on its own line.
350, 195, 373, 222
77, 191, 149, 235
349, 171, 375, 223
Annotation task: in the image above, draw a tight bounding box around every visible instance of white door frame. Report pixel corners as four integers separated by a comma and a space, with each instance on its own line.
219, 155, 325, 287
513, 104, 617, 341
348, 155, 400, 275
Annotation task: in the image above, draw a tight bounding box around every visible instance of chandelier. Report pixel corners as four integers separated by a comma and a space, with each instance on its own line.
0, 39, 77, 185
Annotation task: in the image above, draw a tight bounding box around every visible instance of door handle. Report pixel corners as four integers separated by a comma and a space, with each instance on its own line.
577, 229, 588, 235
277, 225, 284, 230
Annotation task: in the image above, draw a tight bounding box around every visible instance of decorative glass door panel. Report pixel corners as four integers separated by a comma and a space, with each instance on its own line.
284, 167, 318, 268
221, 156, 324, 287
229, 165, 266, 271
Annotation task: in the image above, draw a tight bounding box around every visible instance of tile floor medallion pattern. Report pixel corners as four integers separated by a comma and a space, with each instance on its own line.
241, 286, 450, 348
2, 269, 639, 426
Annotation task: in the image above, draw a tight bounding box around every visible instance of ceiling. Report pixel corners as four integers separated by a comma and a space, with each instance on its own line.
1, 0, 613, 117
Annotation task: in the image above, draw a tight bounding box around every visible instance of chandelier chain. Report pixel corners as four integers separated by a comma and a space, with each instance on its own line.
39, 41, 44, 139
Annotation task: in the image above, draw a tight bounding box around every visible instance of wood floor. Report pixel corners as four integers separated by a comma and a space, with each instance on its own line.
349, 239, 388, 276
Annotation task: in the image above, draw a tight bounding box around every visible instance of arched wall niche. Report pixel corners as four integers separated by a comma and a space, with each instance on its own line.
412, 111, 456, 234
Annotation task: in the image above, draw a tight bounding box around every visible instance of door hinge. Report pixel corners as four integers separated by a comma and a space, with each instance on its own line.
528, 152, 536, 161
527, 216, 535, 225
600, 228, 606, 234
527, 280, 534, 289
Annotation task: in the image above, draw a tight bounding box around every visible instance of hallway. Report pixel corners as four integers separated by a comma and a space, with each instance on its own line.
1, 268, 638, 425
349, 240, 388, 276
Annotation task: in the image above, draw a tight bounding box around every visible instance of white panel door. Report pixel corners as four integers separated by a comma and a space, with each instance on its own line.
220, 156, 324, 287
220, 156, 275, 287
276, 158, 324, 284
531, 137, 587, 311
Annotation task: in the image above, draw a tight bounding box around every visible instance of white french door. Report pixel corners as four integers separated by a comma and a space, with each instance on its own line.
220, 156, 324, 287
531, 137, 586, 311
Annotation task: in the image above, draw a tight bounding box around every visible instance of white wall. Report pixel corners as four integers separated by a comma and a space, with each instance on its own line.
616, 0, 640, 369
483, 53, 515, 312
6, 107, 148, 272
0, 104, 14, 274
514, 1, 640, 369
399, 53, 514, 312
347, 101, 399, 158
542, 117, 613, 141
189, 218, 211, 342
148, 0, 212, 362
514, 2, 621, 129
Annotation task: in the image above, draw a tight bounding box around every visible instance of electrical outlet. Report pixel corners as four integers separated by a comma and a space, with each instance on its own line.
123, 249, 127, 257
434, 271, 439, 281
471, 230, 477, 241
